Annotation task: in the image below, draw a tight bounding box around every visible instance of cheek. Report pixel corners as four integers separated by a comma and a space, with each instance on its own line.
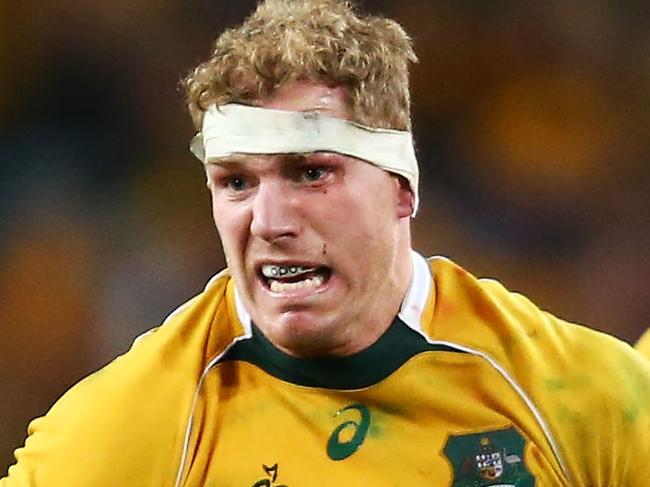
215, 222, 246, 273
339, 194, 392, 237
335, 191, 398, 264
312, 188, 390, 247
210, 200, 250, 260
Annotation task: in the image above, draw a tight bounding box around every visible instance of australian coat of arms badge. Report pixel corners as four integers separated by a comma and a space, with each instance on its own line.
443, 426, 535, 486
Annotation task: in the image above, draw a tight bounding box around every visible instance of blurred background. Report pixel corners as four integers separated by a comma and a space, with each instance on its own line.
1, 0, 649, 473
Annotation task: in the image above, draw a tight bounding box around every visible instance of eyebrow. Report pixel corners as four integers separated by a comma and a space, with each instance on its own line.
205, 156, 251, 167
206, 153, 313, 168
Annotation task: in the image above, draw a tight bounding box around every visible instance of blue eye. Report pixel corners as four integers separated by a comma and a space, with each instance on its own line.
302, 167, 327, 182
227, 176, 247, 191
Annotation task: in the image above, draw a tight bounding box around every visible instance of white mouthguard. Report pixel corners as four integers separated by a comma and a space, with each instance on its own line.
190, 103, 419, 214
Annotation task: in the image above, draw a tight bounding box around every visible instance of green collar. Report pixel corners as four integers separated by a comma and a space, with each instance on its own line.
221, 317, 464, 389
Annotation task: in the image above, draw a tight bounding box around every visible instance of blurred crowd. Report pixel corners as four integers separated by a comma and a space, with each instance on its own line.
1, 0, 648, 473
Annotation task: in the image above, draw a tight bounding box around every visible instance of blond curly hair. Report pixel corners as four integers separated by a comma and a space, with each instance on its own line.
183, 0, 417, 131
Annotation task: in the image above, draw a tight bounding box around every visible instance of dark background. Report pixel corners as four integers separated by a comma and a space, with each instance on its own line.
1, 0, 649, 473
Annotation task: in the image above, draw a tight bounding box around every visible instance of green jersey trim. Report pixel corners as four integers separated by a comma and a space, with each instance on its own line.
219, 317, 466, 389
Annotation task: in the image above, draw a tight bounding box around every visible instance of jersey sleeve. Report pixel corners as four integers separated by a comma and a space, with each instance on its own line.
0, 347, 188, 487
427, 259, 650, 486
489, 288, 650, 486
563, 330, 650, 486
480, 280, 650, 486
0, 274, 236, 487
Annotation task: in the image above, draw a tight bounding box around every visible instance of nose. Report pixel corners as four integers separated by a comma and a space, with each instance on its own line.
250, 180, 300, 243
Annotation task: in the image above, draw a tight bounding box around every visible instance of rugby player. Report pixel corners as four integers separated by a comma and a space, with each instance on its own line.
3, 1, 649, 485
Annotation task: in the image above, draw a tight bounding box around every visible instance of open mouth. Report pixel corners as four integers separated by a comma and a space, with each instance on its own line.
260, 264, 331, 293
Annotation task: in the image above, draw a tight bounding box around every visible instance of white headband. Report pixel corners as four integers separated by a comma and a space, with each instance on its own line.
190, 103, 419, 214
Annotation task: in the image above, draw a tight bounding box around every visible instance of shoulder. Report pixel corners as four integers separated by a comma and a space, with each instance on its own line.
124, 268, 242, 365
424, 256, 649, 391
3, 270, 244, 486
425, 256, 634, 369
55, 268, 243, 424
425, 257, 650, 485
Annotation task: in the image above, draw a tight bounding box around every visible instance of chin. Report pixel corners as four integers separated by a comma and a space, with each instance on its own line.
264, 312, 340, 355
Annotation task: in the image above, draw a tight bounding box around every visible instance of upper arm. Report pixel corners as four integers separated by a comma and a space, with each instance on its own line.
1, 361, 185, 487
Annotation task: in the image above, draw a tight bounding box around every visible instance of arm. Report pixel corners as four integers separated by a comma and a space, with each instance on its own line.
1, 348, 189, 486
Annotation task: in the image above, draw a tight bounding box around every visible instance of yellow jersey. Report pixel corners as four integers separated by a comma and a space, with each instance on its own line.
2, 253, 649, 486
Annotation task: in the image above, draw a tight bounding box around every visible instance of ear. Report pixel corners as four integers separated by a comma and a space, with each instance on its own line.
395, 176, 414, 218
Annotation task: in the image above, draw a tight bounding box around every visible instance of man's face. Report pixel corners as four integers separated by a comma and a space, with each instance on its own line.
206, 81, 413, 357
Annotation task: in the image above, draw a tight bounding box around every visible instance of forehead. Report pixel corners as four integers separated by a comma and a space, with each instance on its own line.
255, 81, 351, 119
193, 81, 419, 213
